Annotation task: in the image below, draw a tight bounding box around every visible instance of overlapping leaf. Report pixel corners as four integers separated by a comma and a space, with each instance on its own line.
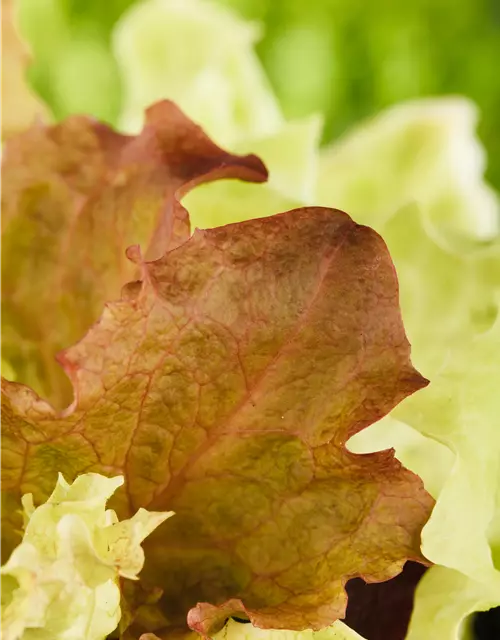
4, 0, 500, 633
394, 314, 500, 588
2, 203, 433, 635
1, 100, 267, 407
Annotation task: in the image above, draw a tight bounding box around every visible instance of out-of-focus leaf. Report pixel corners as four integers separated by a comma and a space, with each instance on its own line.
381, 205, 499, 377
1, 100, 267, 407
2, 204, 432, 635
49, 36, 123, 124
113, 0, 324, 231
1, 0, 50, 138
317, 98, 499, 240
17, 0, 130, 124
233, 114, 322, 204
113, 0, 324, 243
113, 0, 282, 146
1, 359, 17, 382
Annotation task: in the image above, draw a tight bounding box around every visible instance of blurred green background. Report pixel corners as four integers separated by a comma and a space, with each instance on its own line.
17, 0, 500, 189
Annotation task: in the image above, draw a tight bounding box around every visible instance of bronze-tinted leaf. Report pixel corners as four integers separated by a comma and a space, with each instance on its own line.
1, 100, 267, 406
2, 206, 432, 634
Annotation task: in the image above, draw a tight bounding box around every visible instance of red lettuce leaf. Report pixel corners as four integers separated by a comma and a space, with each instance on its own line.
2, 199, 433, 634
1, 100, 266, 407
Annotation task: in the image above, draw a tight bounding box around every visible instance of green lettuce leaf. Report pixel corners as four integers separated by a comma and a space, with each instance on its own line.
392, 314, 500, 590
113, 0, 282, 146
317, 98, 499, 240
1, 100, 266, 407
406, 566, 499, 640
213, 619, 365, 640
380, 205, 498, 378
1, 117, 433, 633
133, 619, 365, 640
373, 270, 500, 637
1, 472, 172, 640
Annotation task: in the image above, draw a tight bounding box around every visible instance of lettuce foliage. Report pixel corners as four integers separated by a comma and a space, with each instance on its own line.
2, 104, 432, 637
3, 0, 500, 638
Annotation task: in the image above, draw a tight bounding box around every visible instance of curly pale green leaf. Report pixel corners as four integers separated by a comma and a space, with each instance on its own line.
212, 619, 365, 640
1, 473, 172, 640
386, 313, 500, 639
317, 98, 499, 240
381, 205, 499, 377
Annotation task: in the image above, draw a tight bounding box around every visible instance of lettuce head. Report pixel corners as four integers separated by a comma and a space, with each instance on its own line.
3, 0, 500, 638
